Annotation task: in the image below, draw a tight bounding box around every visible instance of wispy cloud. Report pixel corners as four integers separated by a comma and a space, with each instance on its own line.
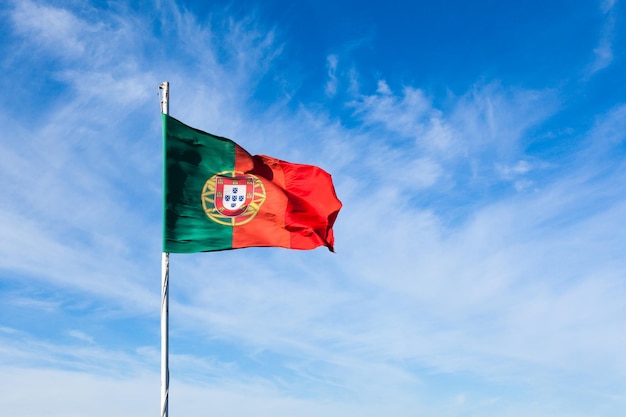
585, 0, 618, 76
325, 54, 339, 97
10, 0, 91, 59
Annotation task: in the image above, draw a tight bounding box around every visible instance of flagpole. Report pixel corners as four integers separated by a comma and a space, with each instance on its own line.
159, 81, 170, 417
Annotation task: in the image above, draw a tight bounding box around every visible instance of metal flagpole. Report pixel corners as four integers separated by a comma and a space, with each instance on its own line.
159, 81, 170, 417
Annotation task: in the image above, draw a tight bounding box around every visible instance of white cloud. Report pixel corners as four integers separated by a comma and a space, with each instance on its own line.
10, 0, 90, 59
351, 83, 433, 141
325, 54, 339, 97
585, 0, 617, 76
68, 330, 95, 344
350, 80, 558, 163
496, 160, 538, 190
451, 84, 558, 157
601, 0, 617, 14
587, 103, 626, 147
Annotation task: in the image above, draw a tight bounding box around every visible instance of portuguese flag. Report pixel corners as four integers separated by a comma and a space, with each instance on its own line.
163, 114, 342, 253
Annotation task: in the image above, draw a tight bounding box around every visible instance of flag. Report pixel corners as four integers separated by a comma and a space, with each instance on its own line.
163, 114, 342, 253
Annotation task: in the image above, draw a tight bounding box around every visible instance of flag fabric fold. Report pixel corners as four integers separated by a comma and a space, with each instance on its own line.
163, 114, 342, 253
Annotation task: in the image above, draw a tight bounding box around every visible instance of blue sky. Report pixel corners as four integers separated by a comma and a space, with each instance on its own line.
1, 0, 625, 416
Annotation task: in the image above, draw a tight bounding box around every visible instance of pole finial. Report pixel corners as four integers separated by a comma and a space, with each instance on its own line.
159, 82, 169, 115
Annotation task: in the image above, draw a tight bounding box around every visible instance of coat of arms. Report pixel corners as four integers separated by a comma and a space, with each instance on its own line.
214, 175, 255, 217
201, 172, 266, 226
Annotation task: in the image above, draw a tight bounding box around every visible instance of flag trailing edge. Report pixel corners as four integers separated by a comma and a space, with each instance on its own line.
163, 114, 342, 253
